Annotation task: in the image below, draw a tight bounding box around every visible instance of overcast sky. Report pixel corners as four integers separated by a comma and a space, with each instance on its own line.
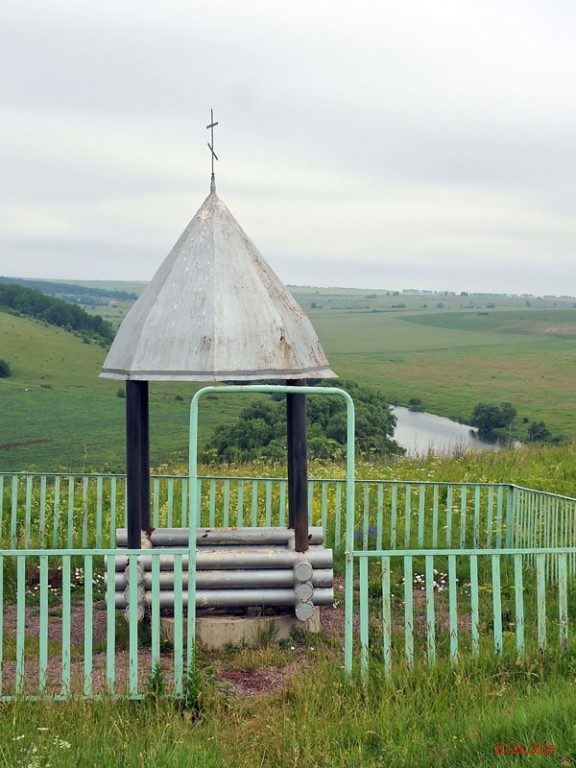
1, 0, 575, 295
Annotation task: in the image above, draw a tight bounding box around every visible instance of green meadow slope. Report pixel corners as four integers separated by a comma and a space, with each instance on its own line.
0, 313, 242, 471
308, 306, 576, 440
2, 285, 576, 470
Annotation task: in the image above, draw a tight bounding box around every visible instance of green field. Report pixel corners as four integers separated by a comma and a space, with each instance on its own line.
306, 303, 576, 441
1, 284, 576, 470
0, 313, 245, 471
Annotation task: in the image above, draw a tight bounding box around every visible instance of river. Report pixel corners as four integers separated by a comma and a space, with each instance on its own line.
390, 405, 511, 457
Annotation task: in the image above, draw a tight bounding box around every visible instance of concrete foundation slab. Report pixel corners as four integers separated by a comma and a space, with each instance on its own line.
160, 609, 321, 650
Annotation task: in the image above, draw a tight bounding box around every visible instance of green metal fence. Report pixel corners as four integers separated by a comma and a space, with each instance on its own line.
0, 546, 194, 700
351, 547, 576, 677
2, 469, 576, 694
2, 473, 575, 555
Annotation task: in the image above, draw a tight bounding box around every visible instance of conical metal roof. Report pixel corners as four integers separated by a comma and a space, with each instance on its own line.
100, 189, 335, 381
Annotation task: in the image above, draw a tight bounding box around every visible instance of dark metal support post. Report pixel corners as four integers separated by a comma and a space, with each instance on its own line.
140, 382, 150, 530
286, 379, 309, 552
126, 380, 150, 548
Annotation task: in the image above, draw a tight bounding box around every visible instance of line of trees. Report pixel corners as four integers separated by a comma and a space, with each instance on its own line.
0, 283, 115, 343
470, 401, 558, 444
202, 380, 402, 463
0, 276, 137, 302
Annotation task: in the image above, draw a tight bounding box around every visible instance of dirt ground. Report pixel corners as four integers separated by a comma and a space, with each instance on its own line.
1, 576, 466, 698
0, 586, 348, 698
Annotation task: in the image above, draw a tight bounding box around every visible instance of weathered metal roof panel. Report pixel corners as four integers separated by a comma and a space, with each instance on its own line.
101, 191, 335, 381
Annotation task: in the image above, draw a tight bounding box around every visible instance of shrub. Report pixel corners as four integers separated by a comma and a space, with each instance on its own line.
470, 402, 517, 435
527, 421, 551, 442
201, 380, 401, 463
0, 359, 11, 378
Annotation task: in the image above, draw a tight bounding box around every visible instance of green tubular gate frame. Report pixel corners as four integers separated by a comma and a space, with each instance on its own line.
187, 385, 356, 673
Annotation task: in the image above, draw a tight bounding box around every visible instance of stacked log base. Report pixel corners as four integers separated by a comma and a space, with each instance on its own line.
111, 527, 334, 621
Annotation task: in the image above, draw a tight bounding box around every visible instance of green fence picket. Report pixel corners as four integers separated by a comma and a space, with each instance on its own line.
537, 554, 547, 653
39, 554, 48, 691
404, 555, 414, 670
382, 556, 392, 676
448, 555, 458, 664
470, 554, 479, 657
492, 555, 503, 655
514, 554, 525, 658
173, 554, 184, 696
558, 553, 568, 651
84, 555, 93, 696
16, 555, 25, 694
62, 555, 71, 696
106, 554, 116, 694
425, 555, 435, 667
359, 557, 369, 675
418, 485, 426, 548
0, 558, 3, 695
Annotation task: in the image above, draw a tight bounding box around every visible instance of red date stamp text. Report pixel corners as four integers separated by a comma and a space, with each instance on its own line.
493, 743, 556, 756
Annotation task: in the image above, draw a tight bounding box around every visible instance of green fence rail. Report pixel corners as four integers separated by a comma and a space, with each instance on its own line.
351, 547, 576, 677
0, 546, 195, 700
2, 473, 575, 556
6, 541, 575, 697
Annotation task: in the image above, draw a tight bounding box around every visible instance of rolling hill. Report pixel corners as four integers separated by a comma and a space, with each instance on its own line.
2, 283, 576, 470
0, 312, 242, 471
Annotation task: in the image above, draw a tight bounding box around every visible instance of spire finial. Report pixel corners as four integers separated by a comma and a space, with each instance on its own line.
206, 108, 219, 192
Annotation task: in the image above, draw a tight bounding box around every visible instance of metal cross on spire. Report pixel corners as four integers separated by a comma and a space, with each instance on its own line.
206, 108, 219, 192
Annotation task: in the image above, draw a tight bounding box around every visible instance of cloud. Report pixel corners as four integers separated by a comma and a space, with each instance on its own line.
1, 0, 575, 294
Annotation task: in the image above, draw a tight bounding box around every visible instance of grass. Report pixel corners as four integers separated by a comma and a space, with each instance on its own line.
1, 446, 576, 765
0, 312, 247, 471
401, 308, 576, 335
203, 441, 576, 498
0, 635, 64, 662
0, 654, 575, 766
